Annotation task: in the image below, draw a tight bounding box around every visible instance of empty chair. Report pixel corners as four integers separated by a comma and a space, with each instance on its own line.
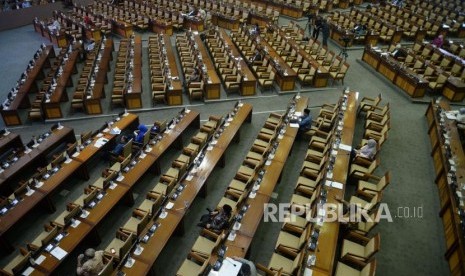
177, 253, 210, 276
358, 94, 382, 115
335, 257, 377, 276
357, 171, 391, 195
121, 209, 150, 235
341, 231, 381, 262
275, 224, 310, 253
267, 249, 303, 275
191, 229, 222, 258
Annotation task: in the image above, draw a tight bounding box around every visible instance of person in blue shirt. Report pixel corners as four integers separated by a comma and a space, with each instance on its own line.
299, 108, 313, 133
134, 124, 148, 143
112, 135, 128, 156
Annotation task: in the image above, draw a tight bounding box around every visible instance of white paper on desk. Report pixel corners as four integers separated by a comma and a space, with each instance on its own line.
166, 202, 174, 210
295, 111, 302, 117
64, 158, 73, 164
139, 153, 146, 159
116, 175, 125, 182
325, 180, 343, 189
24, 148, 32, 154
50, 246, 67, 260
35, 181, 44, 188
445, 112, 457, 120
71, 219, 81, 228
110, 127, 121, 135
72, 152, 80, 158
304, 268, 313, 276
22, 266, 34, 276
207, 145, 213, 151
96, 133, 103, 138
35, 255, 46, 265
227, 232, 236, 241
185, 174, 194, 181
32, 143, 40, 148
159, 210, 168, 219
185, 109, 191, 113
209, 257, 242, 276
25, 189, 35, 196
338, 144, 352, 152
289, 123, 299, 128
224, 122, 230, 127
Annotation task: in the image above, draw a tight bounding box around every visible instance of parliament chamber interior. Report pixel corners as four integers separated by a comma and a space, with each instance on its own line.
0, 0, 463, 275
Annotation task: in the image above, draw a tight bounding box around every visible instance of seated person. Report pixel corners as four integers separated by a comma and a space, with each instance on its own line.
249, 48, 263, 65
77, 248, 104, 276
351, 139, 377, 160
298, 108, 313, 134
134, 124, 148, 143
85, 40, 96, 52
111, 135, 129, 156
48, 19, 60, 32
84, 15, 94, 26
233, 257, 258, 276
188, 68, 200, 85
197, 204, 232, 231
390, 43, 406, 59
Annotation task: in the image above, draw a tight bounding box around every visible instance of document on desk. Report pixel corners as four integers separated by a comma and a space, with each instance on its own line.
22, 267, 34, 276
445, 111, 457, 120
50, 246, 67, 260
290, 123, 299, 128
325, 180, 343, 189
94, 138, 108, 148
338, 144, 352, 152
208, 257, 242, 276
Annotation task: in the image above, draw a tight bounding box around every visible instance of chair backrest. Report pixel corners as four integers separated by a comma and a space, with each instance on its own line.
137, 211, 150, 235
122, 139, 133, 158
364, 233, 381, 258
98, 256, 114, 276
360, 258, 377, 276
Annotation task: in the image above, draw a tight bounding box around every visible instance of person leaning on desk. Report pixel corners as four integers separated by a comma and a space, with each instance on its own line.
233, 257, 257, 276
297, 108, 313, 137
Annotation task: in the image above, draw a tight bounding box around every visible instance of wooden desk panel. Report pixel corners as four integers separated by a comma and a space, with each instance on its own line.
0, 133, 22, 156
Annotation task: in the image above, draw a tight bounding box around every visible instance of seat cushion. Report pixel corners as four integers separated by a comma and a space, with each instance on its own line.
276, 231, 300, 250
269, 253, 294, 274
123, 217, 140, 233
138, 199, 154, 215
342, 239, 365, 258
192, 236, 215, 256
177, 259, 202, 276
291, 194, 312, 207
335, 261, 360, 276
105, 238, 125, 258
229, 179, 247, 191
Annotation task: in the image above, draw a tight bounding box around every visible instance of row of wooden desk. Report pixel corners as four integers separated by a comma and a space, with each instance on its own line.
193, 33, 222, 100
0, 126, 75, 195
218, 29, 257, 96
17, 111, 199, 275
33, 20, 68, 48
274, 27, 330, 88
362, 47, 430, 98
160, 34, 184, 106
425, 100, 465, 276
118, 103, 252, 275
82, 38, 114, 115
0, 114, 139, 256
309, 92, 357, 275
1, 45, 54, 126
43, 49, 79, 119
205, 97, 308, 272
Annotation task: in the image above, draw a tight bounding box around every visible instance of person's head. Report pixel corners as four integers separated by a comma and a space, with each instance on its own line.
367, 139, 377, 148
85, 248, 95, 259
438, 34, 443, 39
222, 204, 232, 215
238, 263, 252, 276
304, 108, 310, 115
120, 135, 128, 143
138, 124, 148, 133
459, 108, 465, 115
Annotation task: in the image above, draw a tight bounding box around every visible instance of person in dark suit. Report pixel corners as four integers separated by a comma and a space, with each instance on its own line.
198, 204, 232, 230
